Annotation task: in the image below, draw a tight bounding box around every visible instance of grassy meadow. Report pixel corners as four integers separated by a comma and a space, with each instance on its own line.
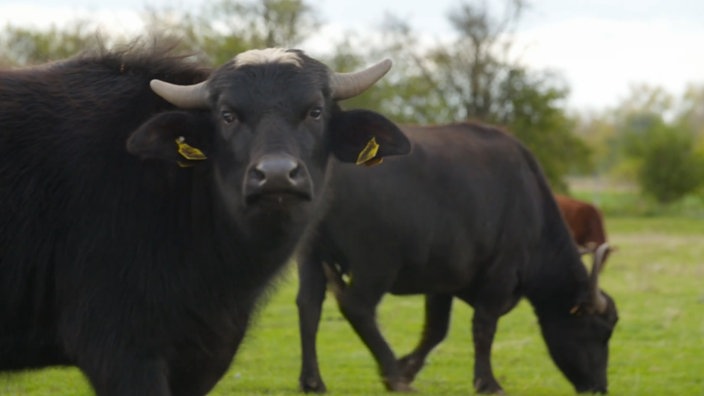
1, 191, 703, 395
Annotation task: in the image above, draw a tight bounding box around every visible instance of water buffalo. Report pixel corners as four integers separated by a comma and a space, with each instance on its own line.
296, 122, 618, 394
0, 43, 409, 395
555, 194, 613, 261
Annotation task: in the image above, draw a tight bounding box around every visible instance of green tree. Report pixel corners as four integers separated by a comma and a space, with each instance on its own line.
143, 0, 319, 66
494, 68, 589, 191
574, 112, 620, 181
0, 21, 106, 66
620, 112, 704, 203
438, 0, 524, 121
332, 16, 455, 125
353, 0, 589, 191
676, 84, 704, 138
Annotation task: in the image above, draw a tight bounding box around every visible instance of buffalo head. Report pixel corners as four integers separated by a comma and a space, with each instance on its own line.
539, 243, 619, 393
126, 48, 410, 228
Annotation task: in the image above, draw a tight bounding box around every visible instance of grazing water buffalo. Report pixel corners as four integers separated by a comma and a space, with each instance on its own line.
0, 44, 410, 395
296, 122, 618, 394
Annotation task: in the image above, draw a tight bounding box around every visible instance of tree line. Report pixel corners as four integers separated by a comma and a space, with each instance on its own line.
2, 0, 703, 205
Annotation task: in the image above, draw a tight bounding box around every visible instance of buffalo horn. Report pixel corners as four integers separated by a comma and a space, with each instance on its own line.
150, 80, 209, 109
589, 242, 610, 314
330, 59, 393, 100
577, 246, 592, 256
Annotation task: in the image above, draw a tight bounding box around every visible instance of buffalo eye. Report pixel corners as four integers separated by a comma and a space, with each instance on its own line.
308, 106, 323, 120
222, 111, 237, 124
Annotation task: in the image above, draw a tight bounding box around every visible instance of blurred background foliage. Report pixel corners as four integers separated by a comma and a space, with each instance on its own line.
1, 0, 703, 208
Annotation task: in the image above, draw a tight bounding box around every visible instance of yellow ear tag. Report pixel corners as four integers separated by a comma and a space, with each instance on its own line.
355, 137, 380, 166
361, 157, 383, 167
175, 136, 207, 161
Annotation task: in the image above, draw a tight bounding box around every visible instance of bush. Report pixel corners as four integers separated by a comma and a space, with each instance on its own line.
625, 120, 704, 203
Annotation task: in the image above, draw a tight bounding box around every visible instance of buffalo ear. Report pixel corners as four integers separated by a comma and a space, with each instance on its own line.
127, 110, 213, 165
329, 109, 411, 165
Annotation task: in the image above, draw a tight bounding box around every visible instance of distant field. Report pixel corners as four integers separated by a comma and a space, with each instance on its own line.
568, 177, 704, 218
1, 216, 703, 395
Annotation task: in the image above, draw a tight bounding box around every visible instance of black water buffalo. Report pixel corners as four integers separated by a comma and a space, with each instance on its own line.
296, 122, 618, 394
0, 44, 410, 395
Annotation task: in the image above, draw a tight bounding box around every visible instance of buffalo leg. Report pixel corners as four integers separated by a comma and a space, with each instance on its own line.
170, 358, 234, 396
397, 293, 453, 384
169, 338, 243, 396
472, 308, 503, 394
296, 249, 330, 393
80, 355, 171, 396
333, 283, 411, 392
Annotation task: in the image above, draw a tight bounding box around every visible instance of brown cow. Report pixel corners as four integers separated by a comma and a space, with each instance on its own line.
554, 194, 613, 261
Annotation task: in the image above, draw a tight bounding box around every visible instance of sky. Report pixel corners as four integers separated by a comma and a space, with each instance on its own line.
0, 0, 702, 112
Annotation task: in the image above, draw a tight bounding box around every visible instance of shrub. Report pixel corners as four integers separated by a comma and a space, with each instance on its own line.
623, 117, 704, 203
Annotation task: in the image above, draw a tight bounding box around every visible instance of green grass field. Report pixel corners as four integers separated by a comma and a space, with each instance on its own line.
1, 215, 703, 395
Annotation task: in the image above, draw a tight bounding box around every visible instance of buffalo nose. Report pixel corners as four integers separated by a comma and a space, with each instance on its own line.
244, 154, 313, 202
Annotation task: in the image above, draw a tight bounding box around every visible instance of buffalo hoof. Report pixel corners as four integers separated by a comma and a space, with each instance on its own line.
383, 377, 416, 392
397, 355, 425, 383
300, 377, 327, 393
474, 378, 504, 394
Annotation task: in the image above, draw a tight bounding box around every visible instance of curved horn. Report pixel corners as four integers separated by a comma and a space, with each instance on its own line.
589, 243, 610, 314
150, 79, 209, 109
577, 246, 592, 256
330, 59, 393, 100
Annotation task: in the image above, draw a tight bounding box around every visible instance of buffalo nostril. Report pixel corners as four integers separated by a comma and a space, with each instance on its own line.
249, 168, 267, 185
289, 164, 302, 181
